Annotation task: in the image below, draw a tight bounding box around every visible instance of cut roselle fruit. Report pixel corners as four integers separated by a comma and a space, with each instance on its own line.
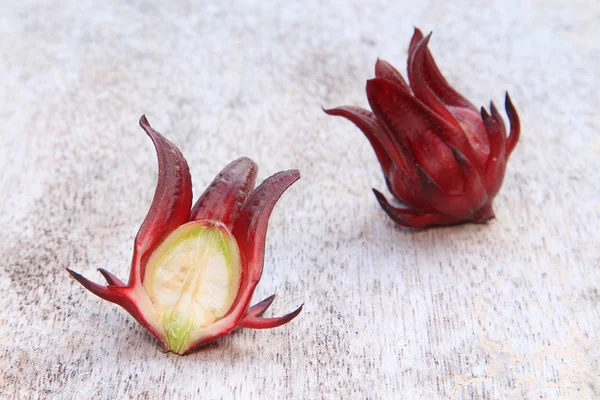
325, 28, 521, 228
67, 116, 302, 354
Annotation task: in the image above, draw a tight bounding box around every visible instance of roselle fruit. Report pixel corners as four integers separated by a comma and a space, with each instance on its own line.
67, 116, 302, 354
325, 28, 520, 228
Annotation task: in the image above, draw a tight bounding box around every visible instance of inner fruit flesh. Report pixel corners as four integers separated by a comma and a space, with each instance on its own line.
143, 221, 242, 353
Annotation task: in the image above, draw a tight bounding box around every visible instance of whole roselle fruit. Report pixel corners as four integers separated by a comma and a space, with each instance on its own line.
67, 116, 302, 354
325, 28, 521, 228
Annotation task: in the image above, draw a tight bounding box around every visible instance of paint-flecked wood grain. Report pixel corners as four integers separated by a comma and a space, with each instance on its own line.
0, 1, 598, 399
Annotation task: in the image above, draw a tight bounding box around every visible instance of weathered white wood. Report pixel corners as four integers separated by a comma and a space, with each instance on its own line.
1, 1, 598, 398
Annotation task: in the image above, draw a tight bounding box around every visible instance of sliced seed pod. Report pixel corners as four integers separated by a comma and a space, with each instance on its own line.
67, 116, 302, 354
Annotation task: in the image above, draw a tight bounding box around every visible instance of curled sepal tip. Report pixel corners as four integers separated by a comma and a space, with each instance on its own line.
237, 304, 304, 329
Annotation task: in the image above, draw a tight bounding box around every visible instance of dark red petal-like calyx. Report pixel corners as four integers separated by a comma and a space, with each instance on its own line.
375, 58, 410, 92
132, 116, 193, 285
230, 170, 300, 318
366, 78, 465, 195
325, 29, 520, 228
191, 157, 258, 229
408, 33, 461, 128
408, 28, 477, 111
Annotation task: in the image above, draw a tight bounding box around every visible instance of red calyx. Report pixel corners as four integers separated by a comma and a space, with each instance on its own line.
67, 116, 302, 354
325, 28, 520, 228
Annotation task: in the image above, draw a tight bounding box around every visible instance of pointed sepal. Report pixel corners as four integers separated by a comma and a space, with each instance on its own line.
191, 157, 258, 229
132, 116, 193, 286
230, 170, 300, 319
236, 304, 303, 329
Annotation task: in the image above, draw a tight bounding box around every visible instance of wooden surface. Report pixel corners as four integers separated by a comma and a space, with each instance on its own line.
1, 1, 599, 399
